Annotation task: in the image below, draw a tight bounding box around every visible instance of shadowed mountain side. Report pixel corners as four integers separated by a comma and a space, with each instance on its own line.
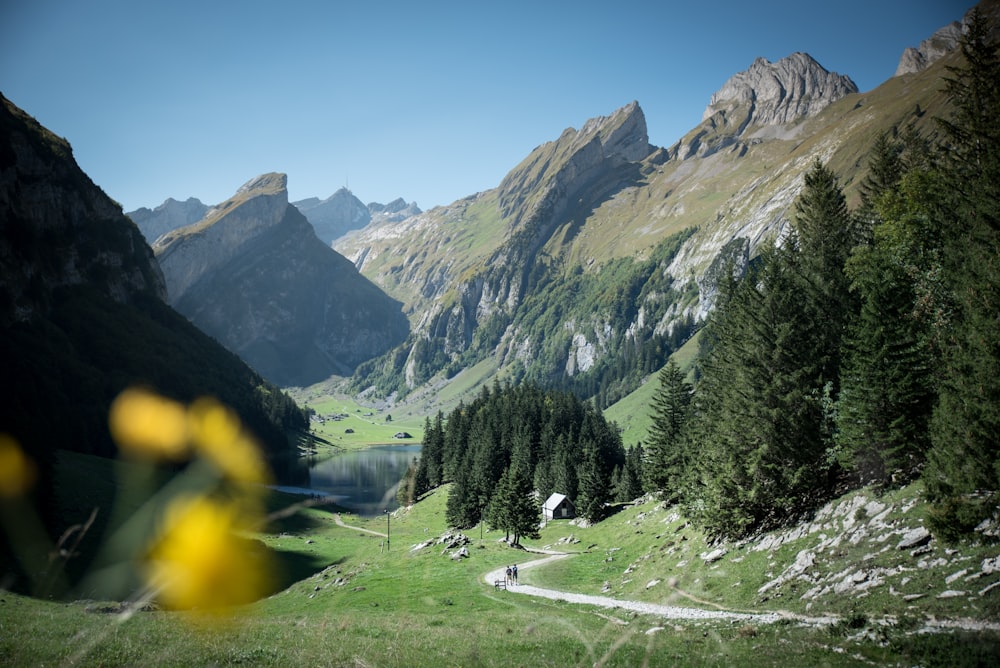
155, 173, 409, 387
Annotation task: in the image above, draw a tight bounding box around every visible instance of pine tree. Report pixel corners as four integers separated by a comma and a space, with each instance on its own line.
684, 242, 832, 537
643, 359, 692, 499
925, 10, 1000, 534
836, 164, 939, 486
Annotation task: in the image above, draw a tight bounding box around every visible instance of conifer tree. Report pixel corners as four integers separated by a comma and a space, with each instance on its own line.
837, 159, 938, 486
643, 359, 692, 499
684, 242, 831, 537
925, 10, 1000, 533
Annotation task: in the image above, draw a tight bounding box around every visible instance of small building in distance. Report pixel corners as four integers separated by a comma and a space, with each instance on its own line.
543, 493, 575, 521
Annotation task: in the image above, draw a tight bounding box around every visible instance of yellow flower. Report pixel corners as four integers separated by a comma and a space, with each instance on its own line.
109, 388, 190, 461
145, 495, 274, 612
188, 398, 270, 485
0, 434, 36, 498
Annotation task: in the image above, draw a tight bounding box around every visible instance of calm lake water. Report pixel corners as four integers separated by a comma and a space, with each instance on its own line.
274, 444, 421, 516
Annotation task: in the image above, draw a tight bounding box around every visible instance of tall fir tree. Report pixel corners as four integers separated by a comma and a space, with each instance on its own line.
684, 242, 833, 537
643, 359, 692, 499
925, 10, 1000, 534
837, 161, 939, 486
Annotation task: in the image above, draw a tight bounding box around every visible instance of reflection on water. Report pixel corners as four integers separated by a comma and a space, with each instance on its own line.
282, 444, 421, 516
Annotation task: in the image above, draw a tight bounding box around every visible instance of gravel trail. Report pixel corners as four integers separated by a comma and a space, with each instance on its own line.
483, 553, 784, 623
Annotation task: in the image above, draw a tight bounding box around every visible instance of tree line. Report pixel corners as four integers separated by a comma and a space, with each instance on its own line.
396, 381, 637, 544
643, 13, 999, 541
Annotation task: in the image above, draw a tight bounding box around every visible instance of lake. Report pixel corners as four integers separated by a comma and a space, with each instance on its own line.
273, 444, 421, 516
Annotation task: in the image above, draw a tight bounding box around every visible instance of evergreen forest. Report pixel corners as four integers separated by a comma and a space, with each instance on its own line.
401, 14, 999, 544
643, 14, 1000, 540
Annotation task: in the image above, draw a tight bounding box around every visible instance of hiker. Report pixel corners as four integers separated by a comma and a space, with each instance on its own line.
512, 564, 518, 585
505, 565, 513, 586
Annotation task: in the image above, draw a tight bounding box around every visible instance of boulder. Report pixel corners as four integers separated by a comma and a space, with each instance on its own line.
896, 527, 932, 550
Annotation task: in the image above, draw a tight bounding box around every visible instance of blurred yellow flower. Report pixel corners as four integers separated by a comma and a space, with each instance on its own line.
109, 388, 189, 461
146, 495, 274, 612
0, 434, 36, 498
188, 398, 270, 485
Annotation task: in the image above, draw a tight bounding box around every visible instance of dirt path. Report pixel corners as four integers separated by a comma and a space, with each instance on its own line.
483, 552, 787, 623
333, 513, 387, 538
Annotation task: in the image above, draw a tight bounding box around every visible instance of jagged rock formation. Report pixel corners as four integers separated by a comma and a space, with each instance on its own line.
368, 197, 421, 224
0, 93, 166, 325
670, 53, 857, 162
703, 53, 857, 126
154, 173, 409, 387
426, 101, 656, 352
293, 189, 422, 246
293, 188, 371, 245
127, 197, 209, 244
895, 22, 964, 76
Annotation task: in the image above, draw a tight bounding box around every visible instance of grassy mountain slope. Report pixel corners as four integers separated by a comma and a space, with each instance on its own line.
1, 454, 996, 666
335, 39, 964, 409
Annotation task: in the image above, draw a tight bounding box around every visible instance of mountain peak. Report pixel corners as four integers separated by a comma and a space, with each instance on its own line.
235, 172, 287, 198
703, 52, 858, 127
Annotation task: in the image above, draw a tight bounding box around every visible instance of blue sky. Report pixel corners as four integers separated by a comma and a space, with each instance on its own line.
1, 0, 970, 212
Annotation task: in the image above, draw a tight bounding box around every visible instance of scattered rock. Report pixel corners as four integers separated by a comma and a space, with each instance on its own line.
981, 556, 1000, 575
645, 627, 665, 635
646, 579, 661, 589
897, 527, 931, 550
945, 569, 969, 585
451, 547, 469, 560
937, 590, 966, 599
701, 548, 727, 563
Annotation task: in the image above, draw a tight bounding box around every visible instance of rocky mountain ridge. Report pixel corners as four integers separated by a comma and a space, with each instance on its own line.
0, 92, 304, 468
335, 3, 980, 404
153, 173, 409, 387
0, 93, 166, 325
292, 188, 421, 246
128, 196, 209, 244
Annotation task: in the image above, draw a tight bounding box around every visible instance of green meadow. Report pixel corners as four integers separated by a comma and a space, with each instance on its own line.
2, 450, 998, 667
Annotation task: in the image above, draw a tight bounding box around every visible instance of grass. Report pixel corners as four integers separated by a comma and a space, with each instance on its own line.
604, 332, 701, 448
3, 449, 999, 666
287, 389, 425, 451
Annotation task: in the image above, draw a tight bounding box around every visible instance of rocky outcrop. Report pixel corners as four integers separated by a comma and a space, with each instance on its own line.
895, 22, 963, 76
127, 197, 209, 244
703, 52, 857, 129
293, 188, 371, 245
154, 173, 409, 387
413, 102, 657, 369
294, 190, 421, 246
0, 93, 166, 325
368, 197, 421, 224
499, 100, 652, 228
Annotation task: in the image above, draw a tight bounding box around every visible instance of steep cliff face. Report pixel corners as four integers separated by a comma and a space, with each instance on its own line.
669, 53, 857, 161
0, 93, 166, 325
0, 93, 305, 476
292, 187, 371, 245
340, 14, 971, 403
155, 174, 409, 386
128, 197, 209, 244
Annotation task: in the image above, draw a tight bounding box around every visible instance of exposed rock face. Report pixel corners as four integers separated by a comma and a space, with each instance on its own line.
127, 197, 209, 244
426, 101, 655, 358
895, 22, 963, 76
0, 93, 166, 325
368, 197, 421, 224
289, 191, 423, 247
154, 173, 409, 386
293, 188, 371, 245
499, 100, 652, 228
703, 52, 858, 128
